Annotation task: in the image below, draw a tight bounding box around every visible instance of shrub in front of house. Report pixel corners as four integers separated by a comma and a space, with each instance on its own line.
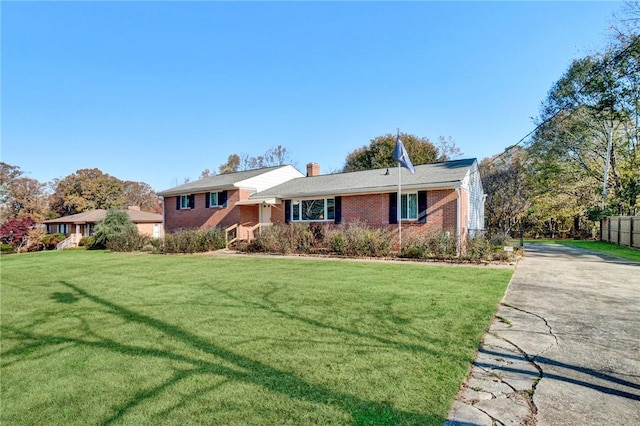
399, 228, 457, 260
41, 233, 67, 250
79, 236, 94, 248
463, 234, 493, 262
1, 243, 16, 254
92, 210, 138, 249
248, 224, 297, 254
106, 233, 151, 252
338, 221, 392, 257
247, 222, 392, 258
398, 231, 426, 259
158, 228, 226, 254
247, 223, 509, 262
199, 227, 226, 251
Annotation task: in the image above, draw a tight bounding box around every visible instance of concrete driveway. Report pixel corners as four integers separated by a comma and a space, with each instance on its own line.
446, 243, 640, 426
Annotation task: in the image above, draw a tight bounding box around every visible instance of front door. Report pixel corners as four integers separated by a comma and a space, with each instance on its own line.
260, 203, 272, 224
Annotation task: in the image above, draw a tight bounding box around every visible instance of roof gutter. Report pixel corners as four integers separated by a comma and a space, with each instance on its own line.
254, 181, 463, 200
157, 184, 257, 197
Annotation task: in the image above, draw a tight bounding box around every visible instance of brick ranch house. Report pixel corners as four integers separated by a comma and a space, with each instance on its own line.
43, 207, 164, 249
158, 159, 485, 248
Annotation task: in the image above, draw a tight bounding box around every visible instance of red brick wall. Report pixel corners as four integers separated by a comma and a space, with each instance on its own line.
164, 189, 463, 241
425, 189, 458, 233
271, 203, 286, 225
164, 189, 255, 233
342, 194, 389, 224
270, 190, 459, 235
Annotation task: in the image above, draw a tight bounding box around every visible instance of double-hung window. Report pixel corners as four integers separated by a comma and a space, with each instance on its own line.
291, 198, 335, 221
209, 192, 222, 207
401, 193, 418, 220
206, 191, 227, 208
180, 195, 191, 209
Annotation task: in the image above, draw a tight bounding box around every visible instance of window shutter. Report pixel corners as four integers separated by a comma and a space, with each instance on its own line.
334, 196, 342, 224
220, 190, 228, 208
189, 194, 195, 209
284, 200, 291, 224
418, 191, 427, 223
205, 192, 210, 208
389, 193, 398, 224
176, 196, 180, 210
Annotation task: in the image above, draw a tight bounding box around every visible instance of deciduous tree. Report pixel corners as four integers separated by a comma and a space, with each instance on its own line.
0, 163, 48, 221
531, 34, 640, 216
343, 133, 439, 172
49, 169, 126, 216
479, 149, 530, 235
217, 145, 291, 174
0, 216, 35, 249
122, 181, 160, 213
218, 154, 241, 174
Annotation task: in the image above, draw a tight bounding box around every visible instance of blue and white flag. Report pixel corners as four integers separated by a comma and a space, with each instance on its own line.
393, 135, 415, 174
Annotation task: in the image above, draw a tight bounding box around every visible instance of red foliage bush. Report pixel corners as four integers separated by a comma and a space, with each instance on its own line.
0, 217, 36, 247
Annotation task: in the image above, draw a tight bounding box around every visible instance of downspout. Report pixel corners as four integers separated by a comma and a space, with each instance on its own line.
455, 187, 461, 257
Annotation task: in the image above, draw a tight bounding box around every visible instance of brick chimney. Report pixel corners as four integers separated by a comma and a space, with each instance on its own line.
306, 162, 320, 177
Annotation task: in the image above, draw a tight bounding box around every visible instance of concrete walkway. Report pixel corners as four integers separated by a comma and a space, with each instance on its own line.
445, 243, 640, 426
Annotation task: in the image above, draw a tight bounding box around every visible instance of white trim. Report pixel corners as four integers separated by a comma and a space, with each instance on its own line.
264, 182, 461, 200
235, 198, 278, 206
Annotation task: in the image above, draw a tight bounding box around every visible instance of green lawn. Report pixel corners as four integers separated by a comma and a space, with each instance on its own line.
526, 239, 640, 263
1, 251, 512, 425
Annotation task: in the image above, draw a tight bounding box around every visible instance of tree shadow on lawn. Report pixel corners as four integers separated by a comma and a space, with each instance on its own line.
3, 280, 445, 425
214, 283, 450, 356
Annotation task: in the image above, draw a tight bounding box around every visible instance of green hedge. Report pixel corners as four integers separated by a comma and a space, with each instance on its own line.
247, 222, 393, 258
245, 223, 514, 262
156, 228, 226, 254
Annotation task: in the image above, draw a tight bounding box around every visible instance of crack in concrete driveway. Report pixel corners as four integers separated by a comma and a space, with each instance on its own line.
445, 243, 640, 426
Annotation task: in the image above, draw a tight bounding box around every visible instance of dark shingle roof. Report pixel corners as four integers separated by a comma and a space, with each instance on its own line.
157, 166, 285, 196
253, 158, 477, 199
43, 209, 162, 224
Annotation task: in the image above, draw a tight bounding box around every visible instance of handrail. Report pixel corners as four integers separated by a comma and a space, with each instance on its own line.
225, 223, 239, 248
226, 222, 273, 247
56, 236, 75, 250
247, 222, 273, 241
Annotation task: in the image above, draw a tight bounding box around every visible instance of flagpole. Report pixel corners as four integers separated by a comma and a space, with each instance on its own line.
393, 128, 414, 253
398, 162, 402, 250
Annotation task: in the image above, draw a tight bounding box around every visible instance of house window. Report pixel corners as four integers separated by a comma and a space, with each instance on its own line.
205, 191, 227, 208
58, 224, 68, 234
291, 198, 335, 221
209, 192, 222, 207
180, 195, 191, 209
401, 193, 418, 220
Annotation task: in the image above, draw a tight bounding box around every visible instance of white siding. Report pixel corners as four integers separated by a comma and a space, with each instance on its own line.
463, 161, 485, 236
235, 165, 304, 193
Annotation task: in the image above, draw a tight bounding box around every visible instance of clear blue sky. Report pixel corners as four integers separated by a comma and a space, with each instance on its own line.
2, 1, 623, 192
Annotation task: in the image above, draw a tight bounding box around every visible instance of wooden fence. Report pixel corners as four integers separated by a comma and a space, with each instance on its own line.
601, 216, 640, 249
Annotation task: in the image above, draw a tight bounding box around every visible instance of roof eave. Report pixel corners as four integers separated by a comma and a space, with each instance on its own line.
256, 180, 462, 200
158, 185, 236, 197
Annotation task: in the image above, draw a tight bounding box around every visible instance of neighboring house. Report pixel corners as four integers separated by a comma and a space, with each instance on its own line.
157, 165, 305, 238
159, 159, 485, 249
43, 207, 164, 248
251, 158, 485, 247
